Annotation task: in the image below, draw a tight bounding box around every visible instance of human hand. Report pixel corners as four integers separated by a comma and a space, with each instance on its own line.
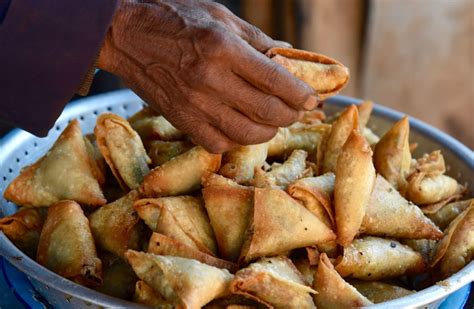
98, 0, 317, 153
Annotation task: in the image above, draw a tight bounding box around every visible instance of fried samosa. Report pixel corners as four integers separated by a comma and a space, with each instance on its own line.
89, 190, 144, 258
147, 140, 194, 166
267, 123, 330, 158
425, 199, 473, 230
288, 172, 335, 229
231, 257, 316, 308
430, 205, 473, 279
406, 173, 464, 205
335, 237, 425, 280
148, 233, 238, 272
334, 130, 375, 246
202, 176, 253, 262
134, 196, 217, 255
360, 175, 443, 240
128, 107, 184, 142
254, 150, 308, 189
267, 47, 349, 99
95, 113, 151, 190
373, 116, 411, 191
140, 146, 221, 197
313, 253, 372, 309
0, 207, 47, 257
37, 200, 102, 286
219, 143, 268, 184
125, 251, 233, 308
347, 280, 413, 304
4, 120, 106, 207
321, 105, 359, 173
240, 187, 335, 263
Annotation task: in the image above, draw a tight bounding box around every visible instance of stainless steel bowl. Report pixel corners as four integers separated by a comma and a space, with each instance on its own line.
0, 90, 472, 308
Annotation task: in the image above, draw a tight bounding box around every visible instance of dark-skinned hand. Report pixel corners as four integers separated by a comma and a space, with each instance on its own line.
98, 0, 317, 153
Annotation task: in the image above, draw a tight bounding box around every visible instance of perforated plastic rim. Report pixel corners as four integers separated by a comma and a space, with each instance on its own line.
0, 90, 472, 308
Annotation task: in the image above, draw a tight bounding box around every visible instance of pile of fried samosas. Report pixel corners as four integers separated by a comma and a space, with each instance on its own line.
1, 48, 473, 308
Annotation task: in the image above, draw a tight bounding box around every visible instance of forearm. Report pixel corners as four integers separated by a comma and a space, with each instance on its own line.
0, 0, 118, 136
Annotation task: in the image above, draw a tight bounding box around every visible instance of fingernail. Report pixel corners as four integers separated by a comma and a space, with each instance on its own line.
303, 95, 318, 110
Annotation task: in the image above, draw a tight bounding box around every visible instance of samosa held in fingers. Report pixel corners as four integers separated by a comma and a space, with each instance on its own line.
267, 47, 349, 99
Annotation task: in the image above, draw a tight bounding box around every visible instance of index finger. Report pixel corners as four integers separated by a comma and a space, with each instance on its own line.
230, 39, 317, 111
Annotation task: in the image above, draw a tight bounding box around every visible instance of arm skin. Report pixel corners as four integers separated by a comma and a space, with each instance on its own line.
0, 0, 118, 136
0, 0, 317, 153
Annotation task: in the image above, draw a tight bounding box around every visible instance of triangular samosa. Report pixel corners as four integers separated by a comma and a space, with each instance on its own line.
425, 199, 473, 230
95, 113, 151, 190
240, 187, 336, 263
321, 104, 359, 173
134, 196, 217, 255
335, 237, 425, 280
334, 130, 375, 246
219, 143, 268, 184
89, 190, 144, 258
430, 205, 473, 279
313, 253, 372, 309
347, 280, 413, 304
148, 233, 238, 272
406, 173, 464, 205
140, 146, 221, 197
373, 116, 411, 191
288, 172, 335, 229
0, 207, 47, 257
231, 256, 316, 308
254, 149, 308, 189
202, 176, 253, 262
4, 120, 106, 207
37, 200, 102, 286
125, 250, 233, 308
360, 175, 443, 240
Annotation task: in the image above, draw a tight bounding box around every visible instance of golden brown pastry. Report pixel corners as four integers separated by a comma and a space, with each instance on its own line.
202, 174, 253, 262
406, 173, 464, 205
335, 237, 425, 280
373, 116, 412, 192
0, 207, 47, 257
219, 143, 268, 184
288, 172, 335, 229
425, 199, 473, 230
430, 205, 473, 279
89, 190, 144, 258
321, 105, 359, 173
3, 120, 106, 207
267, 47, 349, 99
240, 187, 336, 263
128, 107, 184, 143
360, 175, 443, 240
148, 233, 238, 272
347, 280, 413, 304
134, 196, 217, 255
36, 200, 102, 286
133, 280, 173, 308
313, 253, 372, 309
231, 256, 316, 308
140, 146, 221, 197
147, 140, 194, 166
95, 113, 151, 190
125, 250, 233, 308
334, 130, 375, 246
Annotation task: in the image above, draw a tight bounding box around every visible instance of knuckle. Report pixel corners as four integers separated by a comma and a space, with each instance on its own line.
254, 96, 278, 122
261, 63, 280, 90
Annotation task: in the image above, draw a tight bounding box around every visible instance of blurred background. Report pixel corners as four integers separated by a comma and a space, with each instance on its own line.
1, 0, 471, 148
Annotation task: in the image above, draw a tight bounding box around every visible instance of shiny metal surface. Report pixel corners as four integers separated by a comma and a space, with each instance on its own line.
0, 90, 472, 308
